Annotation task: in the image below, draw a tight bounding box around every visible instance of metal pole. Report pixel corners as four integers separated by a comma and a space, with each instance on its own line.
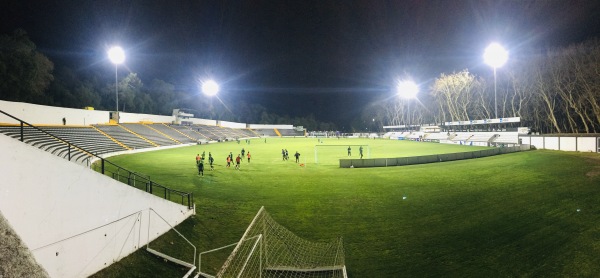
408, 101, 411, 131
115, 64, 119, 113
493, 67, 497, 119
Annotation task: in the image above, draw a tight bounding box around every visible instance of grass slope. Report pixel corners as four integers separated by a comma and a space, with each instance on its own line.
92, 138, 600, 277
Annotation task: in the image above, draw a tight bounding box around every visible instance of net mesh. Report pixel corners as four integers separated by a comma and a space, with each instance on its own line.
216, 207, 346, 278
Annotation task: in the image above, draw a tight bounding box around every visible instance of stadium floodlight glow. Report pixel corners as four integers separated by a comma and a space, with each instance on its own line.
483, 42, 508, 119
397, 80, 419, 130
201, 80, 220, 96
396, 80, 419, 99
108, 46, 125, 115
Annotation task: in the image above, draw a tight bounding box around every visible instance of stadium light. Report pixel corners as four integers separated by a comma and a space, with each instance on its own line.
397, 80, 419, 130
201, 80, 220, 96
483, 42, 508, 119
108, 46, 125, 114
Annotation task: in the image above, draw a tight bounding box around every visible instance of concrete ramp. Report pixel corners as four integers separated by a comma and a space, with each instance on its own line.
0, 134, 194, 278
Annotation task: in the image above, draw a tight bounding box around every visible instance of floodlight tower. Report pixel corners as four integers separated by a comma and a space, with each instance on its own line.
483, 42, 508, 119
397, 80, 419, 130
108, 46, 125, 113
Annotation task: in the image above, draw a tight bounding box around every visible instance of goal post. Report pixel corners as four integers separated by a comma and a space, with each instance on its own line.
201, 207, 347, 278
314, 145, 370, 164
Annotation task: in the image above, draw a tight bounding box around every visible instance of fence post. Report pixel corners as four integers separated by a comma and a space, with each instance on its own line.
20, 122, 24, 142
101, 159, 105, 174
68, 144, 71, 161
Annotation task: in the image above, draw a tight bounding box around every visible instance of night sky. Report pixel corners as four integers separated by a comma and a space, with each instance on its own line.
2, 0, 600, 127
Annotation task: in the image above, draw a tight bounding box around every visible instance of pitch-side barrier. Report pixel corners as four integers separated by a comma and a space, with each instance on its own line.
340, 144, 531, 168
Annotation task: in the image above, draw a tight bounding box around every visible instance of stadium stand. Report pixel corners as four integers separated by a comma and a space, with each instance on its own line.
450, 133, 472, 142
120, 123, 180, 146
148, 123, 196, 143
192, 124, 257, 140
492, 132, 520, 146
254, 129, 279, 136
41, 127, 129, 154
467, 133, 495, 143
406, 132, 423, 140
193, 125, 221, 140
94, 124, 157, 149
239, 128, 261, 138
423, 132, 449, 142
278, 128, 304, 136
169, 124, 211, 142
0, 125, 92, 162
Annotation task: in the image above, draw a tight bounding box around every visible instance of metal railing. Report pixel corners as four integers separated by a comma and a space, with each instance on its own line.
0, 109, 194, 209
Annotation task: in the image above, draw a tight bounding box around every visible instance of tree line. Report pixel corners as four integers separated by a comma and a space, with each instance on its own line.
0, 29, 336, 131
369, 39, 600, 134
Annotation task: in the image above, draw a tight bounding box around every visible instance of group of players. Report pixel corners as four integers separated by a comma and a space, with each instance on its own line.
195, 148, 252, 176
282, 149, 301, 163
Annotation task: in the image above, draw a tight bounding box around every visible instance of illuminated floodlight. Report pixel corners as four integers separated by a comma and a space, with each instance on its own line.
483, 43, 508, 69
397, 80, 419, 99
108, 46, 125, 65
484, 42, 508, 118
201, 80, 220, 96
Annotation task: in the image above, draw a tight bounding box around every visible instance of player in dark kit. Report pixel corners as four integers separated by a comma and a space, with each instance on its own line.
235, 154, 242, 170
294, 151, 301, 163
197, 160, 204, 176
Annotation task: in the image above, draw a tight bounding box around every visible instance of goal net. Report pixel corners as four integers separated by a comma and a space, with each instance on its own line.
314, 145, 370, 164
210, 207, 347, 278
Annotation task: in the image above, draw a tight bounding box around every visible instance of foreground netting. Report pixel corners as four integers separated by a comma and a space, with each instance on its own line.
199, 207, 346, 278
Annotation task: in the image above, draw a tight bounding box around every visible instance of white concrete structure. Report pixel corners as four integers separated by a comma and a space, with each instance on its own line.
218, 120, 246, 129
248, 124, 294, 130
118, 111, 174, 123
520, 135, 599, 153
0, 100, 110, 125
0, 135, 194, 278
189, 118, 217, 126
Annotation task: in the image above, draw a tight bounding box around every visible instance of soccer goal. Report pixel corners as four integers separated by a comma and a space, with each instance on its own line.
197, 207, 347, 278
314, 145, 370, 164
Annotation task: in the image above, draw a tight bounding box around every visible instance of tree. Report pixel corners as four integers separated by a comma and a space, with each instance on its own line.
430, 70, 485, 122
0, 29, 54, 103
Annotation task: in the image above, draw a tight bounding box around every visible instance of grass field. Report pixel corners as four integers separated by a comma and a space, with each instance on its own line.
91, 138, 600, 277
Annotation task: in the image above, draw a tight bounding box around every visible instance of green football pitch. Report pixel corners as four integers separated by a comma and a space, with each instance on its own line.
92, 138, 600, 277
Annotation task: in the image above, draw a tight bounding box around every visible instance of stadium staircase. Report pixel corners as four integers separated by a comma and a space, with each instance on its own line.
274, 128, 282, 137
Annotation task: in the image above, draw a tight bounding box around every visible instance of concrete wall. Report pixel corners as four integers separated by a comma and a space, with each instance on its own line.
118, 112, 174, 123
0, 135, 194, 278
218, 120, 246, 129
0, 100, 110, 125
190, 118, 217, 126
248, 124, 294, 129
520, 135, 599, 153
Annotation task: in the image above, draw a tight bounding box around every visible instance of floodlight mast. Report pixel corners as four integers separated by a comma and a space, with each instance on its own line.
484, 43, 508, 119
108, 46, 125, 116
397, 80, 419, 130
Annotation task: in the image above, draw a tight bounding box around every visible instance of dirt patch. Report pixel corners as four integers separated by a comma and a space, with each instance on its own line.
584, 154, 600, 178
586, 169, 600, 177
